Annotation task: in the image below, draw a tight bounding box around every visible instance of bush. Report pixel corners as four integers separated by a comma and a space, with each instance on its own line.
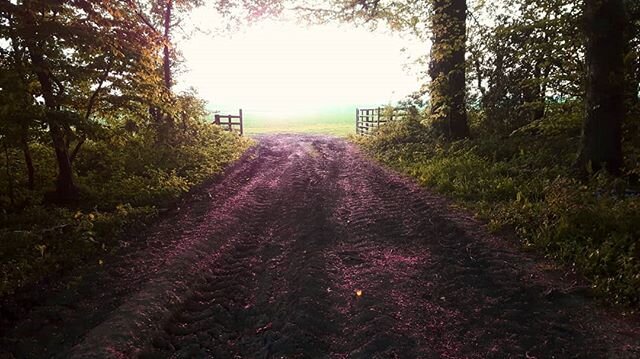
357, 113, 640, 306
0, 117, 252, 296
0, 205, 157, 295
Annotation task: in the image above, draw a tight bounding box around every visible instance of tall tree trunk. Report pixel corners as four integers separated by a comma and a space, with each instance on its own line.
21, 125, 34, 190
624, 1, 639, 111
624, 40, 639, 112
163, 0, 173, 90
630, 50, 639, 109
577, 0, 626, 175
152, 0, 174, 144
22, 0, 78, 201
525, 62, 550, 124
4, 142, 15, 207
626, 1, 640, 110
622, 10, 639, 149
429, 0, 470, 140
8, 4, 35, 191
30, 53, 77, 201
43, 102, 78, 201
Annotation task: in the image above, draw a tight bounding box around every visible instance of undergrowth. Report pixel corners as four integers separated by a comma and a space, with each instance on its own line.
355, 106, 640, 307
0, 124, 251, 296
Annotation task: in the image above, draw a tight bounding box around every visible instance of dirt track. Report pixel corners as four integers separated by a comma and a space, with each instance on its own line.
1, 134, 639, 358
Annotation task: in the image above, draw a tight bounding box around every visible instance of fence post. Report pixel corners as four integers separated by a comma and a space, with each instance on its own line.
239, 109, 243, 136
214, 114, 220, 125
366, 109, 370, 134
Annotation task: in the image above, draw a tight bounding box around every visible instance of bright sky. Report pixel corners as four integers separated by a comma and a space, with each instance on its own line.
176, 9, 423, 117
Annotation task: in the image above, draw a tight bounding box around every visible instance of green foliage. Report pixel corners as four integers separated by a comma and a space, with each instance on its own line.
358, 112, 640, 306
530, 176, 640, 303
467, 0, 584, 137
0, 0, 253, 296
0, 205, 157, 296
0, 101, 251, 296
74, 117, 249, 208
0, 99, 252, 297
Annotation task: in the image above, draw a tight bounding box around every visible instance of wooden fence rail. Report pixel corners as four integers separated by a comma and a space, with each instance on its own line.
214, 109, 243, 135
355, 107, 410, 135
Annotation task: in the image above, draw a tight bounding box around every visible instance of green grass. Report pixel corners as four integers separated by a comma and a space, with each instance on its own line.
355, 115, 640, 307
243, 108, 355, 137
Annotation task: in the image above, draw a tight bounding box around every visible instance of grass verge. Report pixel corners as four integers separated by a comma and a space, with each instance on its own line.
354, 116, 640, 307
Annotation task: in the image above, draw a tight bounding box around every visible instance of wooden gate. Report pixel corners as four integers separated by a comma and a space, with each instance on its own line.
356, 107, 409, 135
214, 109, 243, 135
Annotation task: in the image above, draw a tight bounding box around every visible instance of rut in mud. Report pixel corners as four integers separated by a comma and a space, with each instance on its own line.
1, 134, 639, 358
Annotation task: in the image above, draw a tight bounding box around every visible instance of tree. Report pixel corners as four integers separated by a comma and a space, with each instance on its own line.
18, 2, 73, 200
0, 14, 40, 191
132, 0, 205, 144
1, 0, 165, 202
428, 0, 469, 139
467, 0, 584, 136
293, 0, 469, 138
577, 0, 627, 174
162, 0, 175, 90
624, 0, 639, 112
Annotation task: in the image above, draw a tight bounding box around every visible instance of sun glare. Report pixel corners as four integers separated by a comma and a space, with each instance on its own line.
177, 12, 422, 118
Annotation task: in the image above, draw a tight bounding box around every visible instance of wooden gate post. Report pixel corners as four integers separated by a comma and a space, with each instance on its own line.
239, 108, 243, 136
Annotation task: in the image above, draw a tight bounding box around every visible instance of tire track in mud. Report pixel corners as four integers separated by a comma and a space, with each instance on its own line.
2, 134, 639, 358
70, 139, 335, 358
1, 146, 270, 358
141, 137, 346, 358
327, 153, 450, 358
328, 149, 639, 358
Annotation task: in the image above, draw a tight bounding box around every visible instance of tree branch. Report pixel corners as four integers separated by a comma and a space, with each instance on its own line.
125, 0, 161, 36
70, 57, 113, 164
84, 57, 113, 121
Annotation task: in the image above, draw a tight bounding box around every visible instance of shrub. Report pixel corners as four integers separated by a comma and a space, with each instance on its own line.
358, 115, 640, 306
0, 117, 252, 296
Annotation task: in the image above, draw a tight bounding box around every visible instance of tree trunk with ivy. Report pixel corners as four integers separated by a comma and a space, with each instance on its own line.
578, 0, 626, 175
428, 0, 470, 140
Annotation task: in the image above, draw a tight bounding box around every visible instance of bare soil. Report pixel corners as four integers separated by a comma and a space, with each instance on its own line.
1, 134, 639, 358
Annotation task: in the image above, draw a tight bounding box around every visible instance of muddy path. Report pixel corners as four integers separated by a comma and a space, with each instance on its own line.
1, 134, 639, 358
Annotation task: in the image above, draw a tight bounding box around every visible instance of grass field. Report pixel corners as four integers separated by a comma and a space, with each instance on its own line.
242, 107, 355, 137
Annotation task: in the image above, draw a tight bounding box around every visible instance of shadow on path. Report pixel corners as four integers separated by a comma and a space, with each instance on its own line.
1, 134, 639, 358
